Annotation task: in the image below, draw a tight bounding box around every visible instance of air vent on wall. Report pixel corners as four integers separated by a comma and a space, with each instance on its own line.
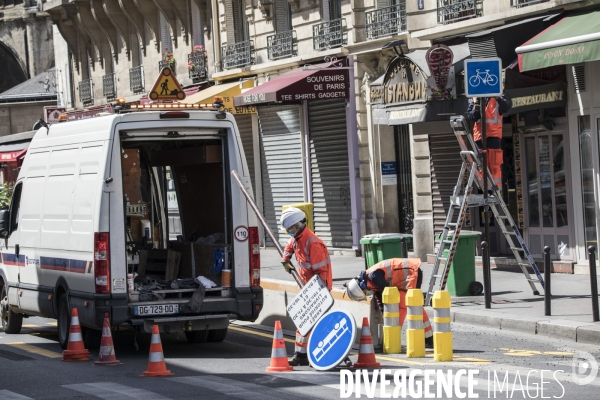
467, 35, 498, 59
572, 64, 586, 93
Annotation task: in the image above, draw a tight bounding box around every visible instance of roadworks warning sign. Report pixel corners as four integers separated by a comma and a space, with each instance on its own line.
149, 67, 186, 101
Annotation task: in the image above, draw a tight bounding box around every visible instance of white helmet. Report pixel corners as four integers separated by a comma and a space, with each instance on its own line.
346, 279, 367, 302
280, 207, 306, 230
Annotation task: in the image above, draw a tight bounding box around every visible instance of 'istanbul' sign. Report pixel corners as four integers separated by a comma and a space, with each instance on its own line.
370, 57, 428, 106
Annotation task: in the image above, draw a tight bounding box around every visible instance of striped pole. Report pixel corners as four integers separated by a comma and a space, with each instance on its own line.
406, 289, 425, 358
432, 290, 453, 362
382, 286, 401, 354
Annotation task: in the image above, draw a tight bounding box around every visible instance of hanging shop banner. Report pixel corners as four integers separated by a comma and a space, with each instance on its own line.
504, 81, 567, 116
425, 44, 456, 100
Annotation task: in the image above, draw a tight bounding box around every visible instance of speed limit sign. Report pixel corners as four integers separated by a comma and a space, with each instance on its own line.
234, 226, 249, 242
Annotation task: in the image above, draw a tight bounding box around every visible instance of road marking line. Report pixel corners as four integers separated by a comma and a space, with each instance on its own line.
229, 325, 295, 344
63, 382, 172, 400
6, 342, 62, 359
21, 324, 40, 329
0, 389, 34, 399
46, 322, 57, 326
169, 375, 297, 400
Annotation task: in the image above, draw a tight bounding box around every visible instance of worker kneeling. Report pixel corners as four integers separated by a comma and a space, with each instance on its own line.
346, 258, 433, 348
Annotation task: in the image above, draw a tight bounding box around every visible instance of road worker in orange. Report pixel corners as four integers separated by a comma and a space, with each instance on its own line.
346, 258, 433, 347
467, 95, 510, 193
280, 207, 332, 366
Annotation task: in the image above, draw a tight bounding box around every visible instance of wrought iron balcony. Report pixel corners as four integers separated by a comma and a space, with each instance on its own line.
510, 0, 548, 7
79, 79, 93, 106
103, 73, 116, 100
366, 4, 407, 40
188, 52, 208, 81
222, 40, 255, 70
313, 19, 347, 51
267, 30, 296, 61
437, 0, 481, 24
129, 66, 145, 94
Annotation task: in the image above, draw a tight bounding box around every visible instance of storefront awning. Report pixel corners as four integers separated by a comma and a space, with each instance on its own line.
0, 142, 29, 164
233, 62, 349, 107
182, 79, 255, 114
516, 11, 600, 72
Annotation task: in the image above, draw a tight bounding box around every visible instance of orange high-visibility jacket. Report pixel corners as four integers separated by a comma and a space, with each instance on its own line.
282, 228, 332, 290
365, 258, 421, 292
473, 98, 503, 141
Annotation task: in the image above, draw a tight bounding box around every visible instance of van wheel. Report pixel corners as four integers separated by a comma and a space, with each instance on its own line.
207, 328, 228, 342
1, 285, 23, 334
57, 294, 71, 350
82, 326, 102, 349
185, 330, 209, 343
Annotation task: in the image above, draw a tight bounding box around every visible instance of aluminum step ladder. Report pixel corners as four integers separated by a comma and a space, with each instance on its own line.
424, 115, 545, 306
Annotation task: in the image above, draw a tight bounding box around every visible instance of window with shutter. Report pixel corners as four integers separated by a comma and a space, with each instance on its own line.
377, 0, 390, 8
329, 0, 342, 20
322, 0, 331, 21
160, 12, 172, 54
225, 0, 235, 44
275, 0, 291, 33
232, 0, 248, 43
192, 2, 204, 47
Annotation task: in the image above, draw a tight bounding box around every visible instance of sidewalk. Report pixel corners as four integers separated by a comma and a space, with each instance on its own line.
258, 248, 600, 344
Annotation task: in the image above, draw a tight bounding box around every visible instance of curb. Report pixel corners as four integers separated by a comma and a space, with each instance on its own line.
260, 278, 600, 345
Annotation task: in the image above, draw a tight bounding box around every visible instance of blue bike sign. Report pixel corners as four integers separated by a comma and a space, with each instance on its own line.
464, 58, 502, 97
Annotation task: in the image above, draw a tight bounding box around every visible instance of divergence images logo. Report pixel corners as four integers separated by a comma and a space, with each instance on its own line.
572, 351, 598, 385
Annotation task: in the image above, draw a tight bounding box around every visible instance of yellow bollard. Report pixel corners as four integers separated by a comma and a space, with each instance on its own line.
382, 286, 401, 354
432, 290, 453, 361
406, 289, 425, 358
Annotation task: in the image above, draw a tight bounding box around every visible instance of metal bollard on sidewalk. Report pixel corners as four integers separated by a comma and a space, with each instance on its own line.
382, 286, 401, 354
544, 246, 552, 316
588, 246, 599, 322
406, 289, 425, 358
432, 290, 453, 362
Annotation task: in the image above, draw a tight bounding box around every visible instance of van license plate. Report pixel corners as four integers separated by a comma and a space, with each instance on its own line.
134, 304, 179, 316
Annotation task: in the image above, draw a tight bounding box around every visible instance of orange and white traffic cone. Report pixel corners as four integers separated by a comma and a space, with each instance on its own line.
63, 308, 90, 362
94, 313, 121, 366
266, 320, 293, 372
142, 325, 173, 376
353, 317, 380, 368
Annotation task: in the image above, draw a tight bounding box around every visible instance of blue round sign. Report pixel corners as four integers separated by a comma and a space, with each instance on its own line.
307, 310, 356, 371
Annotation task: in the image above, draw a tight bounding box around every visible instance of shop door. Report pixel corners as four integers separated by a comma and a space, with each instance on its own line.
522, 122, 572, 260
308, 99, 352, 248
258, 105, 304, 246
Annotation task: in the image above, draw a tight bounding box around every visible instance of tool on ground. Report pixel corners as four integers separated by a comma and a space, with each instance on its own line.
266, 320, 294, 372
62, 308, 90, 362
369, 296, 384, 351
406, 289, 425, 358
231, 170, 303, 288
95, 312, 121, 366
382, 286, 401, 354
352, 317, 380, 368
432, 290, 453, 362
425, 115, 544, 307
142, 325, 173, 376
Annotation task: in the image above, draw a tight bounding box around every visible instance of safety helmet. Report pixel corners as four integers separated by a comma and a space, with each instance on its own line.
280, 207, 306, 230
346, 279, 367, 302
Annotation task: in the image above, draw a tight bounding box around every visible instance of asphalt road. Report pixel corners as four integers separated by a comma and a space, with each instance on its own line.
1, 317, 599, 399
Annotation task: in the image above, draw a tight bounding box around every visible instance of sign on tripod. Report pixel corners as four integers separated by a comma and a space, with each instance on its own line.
464, 58, 502, 97
286, 275, 334, 336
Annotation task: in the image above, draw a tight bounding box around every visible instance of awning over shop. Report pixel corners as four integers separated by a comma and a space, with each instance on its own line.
233, 62, 349, 107
0, 141, 29, 164
183, 79, 255, 114
374, 98, 468, 125
516, 11, 600, 72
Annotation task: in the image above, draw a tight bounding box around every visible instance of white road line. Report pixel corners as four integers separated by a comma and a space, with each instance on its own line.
0, 390, 34, 400
169, 375, 300, 400
62, 382, 172, 400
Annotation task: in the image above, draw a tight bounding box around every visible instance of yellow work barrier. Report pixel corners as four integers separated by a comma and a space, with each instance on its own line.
382, 286, 401, 354
432, 290, 453, 362
405, 289, 425, 358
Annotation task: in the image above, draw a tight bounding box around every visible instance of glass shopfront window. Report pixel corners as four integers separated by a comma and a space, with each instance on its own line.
579, 116, 596, 250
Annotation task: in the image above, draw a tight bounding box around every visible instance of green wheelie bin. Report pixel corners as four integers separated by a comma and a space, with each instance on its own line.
441, 230, 483, 296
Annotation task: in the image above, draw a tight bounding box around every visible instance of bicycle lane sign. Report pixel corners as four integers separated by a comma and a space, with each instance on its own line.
464, 58, 502, 97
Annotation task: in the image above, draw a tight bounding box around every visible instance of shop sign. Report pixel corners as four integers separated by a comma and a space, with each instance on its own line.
381, 162, 397, 186
426, 44, 456, 100
504, 82, 567, 116
44, 106, 66, 123
376, 57, 428, 106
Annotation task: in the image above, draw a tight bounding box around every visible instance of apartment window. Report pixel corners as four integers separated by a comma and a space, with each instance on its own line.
192, 1, 205, 47
322, 0, 342, 21
275, 0, 292, 33
160, 12, 172, 54
226, 0, 249, 44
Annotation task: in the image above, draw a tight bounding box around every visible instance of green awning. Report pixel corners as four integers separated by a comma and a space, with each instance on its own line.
516, 11, 600, 72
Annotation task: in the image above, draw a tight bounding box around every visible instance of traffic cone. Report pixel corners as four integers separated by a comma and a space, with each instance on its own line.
142, 325, 173, 376
266, 321, 293, 372
63, 308, 90, 362
94, 313, 121, 366
353, 317, 380, 368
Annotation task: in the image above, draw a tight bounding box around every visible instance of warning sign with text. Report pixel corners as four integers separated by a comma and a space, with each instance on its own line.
287, 275, 334, 336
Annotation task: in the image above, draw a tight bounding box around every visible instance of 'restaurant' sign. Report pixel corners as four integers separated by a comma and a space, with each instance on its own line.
504, 81, 567, 116
233, 69, 349, 106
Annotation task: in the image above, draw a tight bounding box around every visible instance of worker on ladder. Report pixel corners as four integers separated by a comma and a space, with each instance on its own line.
467, 96, 510, 193
280, 207, 332, 366
346, 258, 433, 347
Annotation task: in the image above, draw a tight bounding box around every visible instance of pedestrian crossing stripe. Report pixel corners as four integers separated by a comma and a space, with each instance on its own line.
6, 342, 62, 359
149, 67, 185, 101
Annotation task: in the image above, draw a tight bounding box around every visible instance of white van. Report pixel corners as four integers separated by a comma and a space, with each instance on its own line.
0, 106, 263, 349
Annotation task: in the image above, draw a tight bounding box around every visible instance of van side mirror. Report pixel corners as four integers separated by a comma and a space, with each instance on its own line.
0, 209, 9, 238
